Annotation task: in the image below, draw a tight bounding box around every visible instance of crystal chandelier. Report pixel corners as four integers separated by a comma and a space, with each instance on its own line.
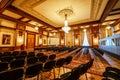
59, 9, 73, 33
62, 14, 71, 33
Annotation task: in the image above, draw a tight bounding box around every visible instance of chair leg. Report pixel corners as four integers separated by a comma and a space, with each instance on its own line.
58, 68, 61, 78
53, 68, 56, 79
40, 72, 43, 80
63, 67, 66, 73
37, 75, 39, 80
85, 73, 88, 80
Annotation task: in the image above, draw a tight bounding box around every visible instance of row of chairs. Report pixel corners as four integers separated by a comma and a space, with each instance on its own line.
94, 48, 104, 55
0, 53, 56, 72
0, 55, 73, 80
102, 67, 120, 80
25, 55, 72, 79
0, 51, 35, 61
68, 47, 77, 52
0, 52, 56, 63
75, 48, 82, 54
54, 59, 94, 80
34, 46, 72, 52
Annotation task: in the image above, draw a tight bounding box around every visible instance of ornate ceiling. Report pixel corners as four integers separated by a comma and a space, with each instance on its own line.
0, 0, 120, 32
12, 0, 108, 27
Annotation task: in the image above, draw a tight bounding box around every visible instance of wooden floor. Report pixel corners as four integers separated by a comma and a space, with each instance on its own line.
25, 49, 120, 80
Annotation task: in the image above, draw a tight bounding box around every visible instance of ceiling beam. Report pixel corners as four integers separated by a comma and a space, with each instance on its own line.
70, 20, 99, 27
99, 0, 118, 23
113, 18, 120, 26
25, 20, 32, 23
0, 14, 34, 27
6, 5, 56, 29
17, 17, 24, 20
108, 12, 120, 16
0, 0, 14, 13
110, 8, 120, 12
104, 18, 119, 22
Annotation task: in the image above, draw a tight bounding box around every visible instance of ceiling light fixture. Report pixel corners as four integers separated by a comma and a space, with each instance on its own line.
59, 9, 73, 33
35, 26, 39, 30
106, 25, 111, 30
35, 23, 39, 30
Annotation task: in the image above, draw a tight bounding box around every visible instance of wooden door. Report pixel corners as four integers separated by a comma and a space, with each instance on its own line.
27, 34, 35, 49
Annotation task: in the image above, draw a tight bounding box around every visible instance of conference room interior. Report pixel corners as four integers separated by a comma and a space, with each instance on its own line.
0, 0, 120, 80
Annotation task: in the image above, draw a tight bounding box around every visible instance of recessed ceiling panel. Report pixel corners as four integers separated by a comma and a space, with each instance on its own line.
2, 10, 22, 19
21, 18, 30, 22
105, 14, 120, 21
28, 21, 43, 26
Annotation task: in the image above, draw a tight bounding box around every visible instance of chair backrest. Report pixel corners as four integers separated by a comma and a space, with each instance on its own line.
86, 59, 94, 69
10, 59, 25, 69
27, 51, 35, 58
0, 56, 14, 63
56, 58, 65, 67
0, 52, 3, 58
0, 62, 8, 72
103, 71, 120, 80
36, 53, 44, 58
106, 67, 120, 74
26, 63, 43, 78
0, 68, 24, 80
49, 54, 56, 60
43, 60, 56, 71
3, 52, 11, 56
20, 51, 27, 56
61, 64, 86, 80
15, 55, 26, 60
12, 51, 19, 57
64, 56, 73, 65
38, 55, 48, 63
27, 57, 38, 65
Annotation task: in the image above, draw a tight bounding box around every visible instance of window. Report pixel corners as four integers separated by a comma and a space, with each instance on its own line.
82, 29, 89, 46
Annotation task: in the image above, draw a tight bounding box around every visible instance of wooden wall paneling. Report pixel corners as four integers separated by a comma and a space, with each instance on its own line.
60, 31, 65, 46
91, 27, 99, 47
17, 23, 25, 30
74, 30, 80, 46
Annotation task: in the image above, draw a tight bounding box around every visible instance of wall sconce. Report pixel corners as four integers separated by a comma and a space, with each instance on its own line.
93, 37, 98, 45
18, 31, 23, 43
18, 36, 23, 43
39, 35, 42, 44
75, 39, 79, 45
19, 31, 23, 36
39, 39, 42, 44
61, 39, 64, 45
53, 32, 56, 36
